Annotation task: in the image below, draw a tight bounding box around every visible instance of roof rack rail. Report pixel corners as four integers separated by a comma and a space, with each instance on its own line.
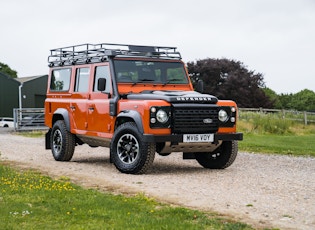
48, 43, 182, 67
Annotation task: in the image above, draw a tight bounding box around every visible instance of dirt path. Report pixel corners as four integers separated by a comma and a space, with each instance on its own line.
0, 131, 314, 229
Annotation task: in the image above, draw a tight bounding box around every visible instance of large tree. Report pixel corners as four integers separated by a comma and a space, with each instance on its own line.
0, 62, 18, 78
187, 58, 273, 108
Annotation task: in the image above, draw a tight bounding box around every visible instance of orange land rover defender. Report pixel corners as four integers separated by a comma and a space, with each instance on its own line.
45, 43, 243, 174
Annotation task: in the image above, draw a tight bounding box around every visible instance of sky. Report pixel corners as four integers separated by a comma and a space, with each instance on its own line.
0, 0, 314, 94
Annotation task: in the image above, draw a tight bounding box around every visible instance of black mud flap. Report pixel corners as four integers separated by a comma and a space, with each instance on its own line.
45, 129, 52, 149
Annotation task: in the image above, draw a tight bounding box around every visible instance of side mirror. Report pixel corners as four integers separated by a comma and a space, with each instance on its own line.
196, 80, 204, 93
97, 78, 106, 91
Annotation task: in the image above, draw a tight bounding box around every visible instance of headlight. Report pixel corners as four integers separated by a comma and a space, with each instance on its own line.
218, 109, 228, 122
150, 106, 171, 128
156, 109, 168, 123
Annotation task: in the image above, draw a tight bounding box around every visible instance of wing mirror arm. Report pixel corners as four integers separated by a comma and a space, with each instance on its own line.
97, 78, 107, 92
196, 79, 204, 93
97, 78, 112, 97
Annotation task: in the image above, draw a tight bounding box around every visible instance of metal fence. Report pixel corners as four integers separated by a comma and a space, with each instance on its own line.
12, 107, 315, 131
239, 108, 315, 125
13, 108, 47, 131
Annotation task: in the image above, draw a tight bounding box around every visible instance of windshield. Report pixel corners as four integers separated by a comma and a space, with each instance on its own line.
113, 60, 189, 84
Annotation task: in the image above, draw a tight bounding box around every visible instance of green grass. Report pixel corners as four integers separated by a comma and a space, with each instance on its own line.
0, 163, 252, 230
15, 131, 45, 138
239, 134, 315, 157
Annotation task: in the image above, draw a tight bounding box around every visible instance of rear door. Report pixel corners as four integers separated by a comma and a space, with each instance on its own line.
70, 66, 90, 131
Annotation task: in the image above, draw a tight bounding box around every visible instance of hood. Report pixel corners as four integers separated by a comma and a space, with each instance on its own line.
126, 90, 218, 104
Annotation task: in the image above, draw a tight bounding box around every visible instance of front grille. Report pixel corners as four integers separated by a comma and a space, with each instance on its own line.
172, 104, 219, 134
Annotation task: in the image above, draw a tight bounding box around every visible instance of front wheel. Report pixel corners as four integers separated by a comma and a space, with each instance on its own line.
195, 141, 238, 169
50, 120, 75, 161
111, 122, 155, 174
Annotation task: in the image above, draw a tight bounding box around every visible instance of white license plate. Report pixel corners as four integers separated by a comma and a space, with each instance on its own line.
183, 134, 214, 143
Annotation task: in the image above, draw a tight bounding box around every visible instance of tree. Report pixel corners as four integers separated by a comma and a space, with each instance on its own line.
0, 62, 18, 78
187, 58, 273, 108
279, 89, 315, 112
263, 87, 282, 109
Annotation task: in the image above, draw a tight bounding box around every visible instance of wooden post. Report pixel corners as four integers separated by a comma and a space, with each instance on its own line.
304, 111, 308, 126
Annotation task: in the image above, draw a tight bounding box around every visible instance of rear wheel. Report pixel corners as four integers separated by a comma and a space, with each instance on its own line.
111, 122, 155, 174
195, 141, 238, 169
51, 120, 75, 161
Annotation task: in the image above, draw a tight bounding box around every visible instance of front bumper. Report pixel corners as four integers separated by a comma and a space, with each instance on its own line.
143, 132, 243, 143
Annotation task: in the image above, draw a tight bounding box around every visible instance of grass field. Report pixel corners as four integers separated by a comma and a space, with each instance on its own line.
0, 163, 252, 230
237, 113, 315, 157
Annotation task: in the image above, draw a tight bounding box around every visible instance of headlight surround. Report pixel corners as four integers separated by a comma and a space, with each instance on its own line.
218, 106, 237, 127
156, 109, 168, 123
218, 109, 229, 122
150, 106, 171, 128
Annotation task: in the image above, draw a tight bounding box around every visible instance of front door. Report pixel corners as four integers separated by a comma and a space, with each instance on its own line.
87, 64, 113, 135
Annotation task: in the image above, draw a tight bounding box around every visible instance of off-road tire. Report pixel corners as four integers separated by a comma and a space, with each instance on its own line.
195, 141, 238, 169
51, 120, 75, 161
111, 122, 155, 174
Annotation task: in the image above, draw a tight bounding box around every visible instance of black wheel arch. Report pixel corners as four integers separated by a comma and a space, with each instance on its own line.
46, 108, 71, 150
115, 110, 144, 133
52, 108, 71, 131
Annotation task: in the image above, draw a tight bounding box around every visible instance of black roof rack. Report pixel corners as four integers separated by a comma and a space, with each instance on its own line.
48, 43, 181, 67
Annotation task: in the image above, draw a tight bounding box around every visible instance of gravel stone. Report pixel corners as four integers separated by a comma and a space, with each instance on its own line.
0, 131, 314, 229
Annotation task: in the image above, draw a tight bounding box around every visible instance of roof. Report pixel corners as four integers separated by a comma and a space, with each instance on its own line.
15, 75, 47, 84
0, 72, 20, 85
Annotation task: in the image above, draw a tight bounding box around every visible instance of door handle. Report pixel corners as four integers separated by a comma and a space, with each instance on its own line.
70, 106, 75, 110
88, 107, 94, 111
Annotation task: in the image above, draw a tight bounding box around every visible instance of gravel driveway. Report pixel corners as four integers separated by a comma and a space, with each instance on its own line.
0, 130, 314, 229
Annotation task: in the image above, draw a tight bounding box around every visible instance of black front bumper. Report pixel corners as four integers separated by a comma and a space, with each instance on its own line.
143, 132, 243, 143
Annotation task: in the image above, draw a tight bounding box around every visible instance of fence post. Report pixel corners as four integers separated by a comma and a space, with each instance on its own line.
304, 111, 308, 126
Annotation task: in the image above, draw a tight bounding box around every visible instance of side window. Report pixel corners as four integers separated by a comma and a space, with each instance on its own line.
74, 68, 90, 92
50, 68, 71, 91
94, 65, 111, 93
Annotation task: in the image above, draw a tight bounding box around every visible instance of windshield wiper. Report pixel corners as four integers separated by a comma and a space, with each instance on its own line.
138, 78, 155, 82
130, 79, 155, 86
163, 78, 182, 86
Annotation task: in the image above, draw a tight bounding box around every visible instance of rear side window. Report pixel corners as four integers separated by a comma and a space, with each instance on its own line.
50, 68, 71, 91
75, 68, 90, 92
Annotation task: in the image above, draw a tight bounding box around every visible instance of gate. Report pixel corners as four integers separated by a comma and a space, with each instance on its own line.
13, 108, 47, 131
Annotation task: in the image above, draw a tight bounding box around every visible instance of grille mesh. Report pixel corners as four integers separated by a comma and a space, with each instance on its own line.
172, 104, 219, 134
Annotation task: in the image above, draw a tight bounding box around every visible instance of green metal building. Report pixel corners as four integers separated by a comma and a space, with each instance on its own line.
0, 73, 48, 117
16, 75, 48, 108
0, 72, 19, 117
